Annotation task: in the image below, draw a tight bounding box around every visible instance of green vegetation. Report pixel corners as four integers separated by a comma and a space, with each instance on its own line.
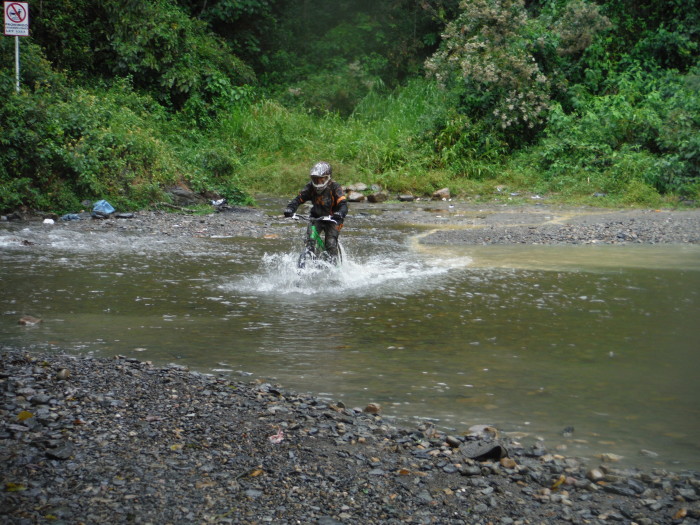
1, 0, 698, 214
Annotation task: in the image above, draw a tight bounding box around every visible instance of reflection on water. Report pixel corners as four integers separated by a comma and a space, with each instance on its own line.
1, 222, 699, 472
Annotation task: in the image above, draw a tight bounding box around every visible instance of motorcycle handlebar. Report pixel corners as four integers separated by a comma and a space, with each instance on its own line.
290, 213, 337, 224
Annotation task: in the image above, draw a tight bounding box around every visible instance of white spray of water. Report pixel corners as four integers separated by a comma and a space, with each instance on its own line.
223, 250, 473, 297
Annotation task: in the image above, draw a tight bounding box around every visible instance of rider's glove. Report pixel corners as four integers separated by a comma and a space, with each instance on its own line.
332, 213, 344, 222
283, 208, 294, 218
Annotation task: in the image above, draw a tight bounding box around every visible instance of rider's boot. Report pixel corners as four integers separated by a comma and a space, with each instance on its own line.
326, 236, 340, 266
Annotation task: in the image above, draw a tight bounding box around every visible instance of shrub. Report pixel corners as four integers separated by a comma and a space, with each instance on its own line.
425, 0, 612, 151
425, 0, 551, 141
516, 65, 699, 200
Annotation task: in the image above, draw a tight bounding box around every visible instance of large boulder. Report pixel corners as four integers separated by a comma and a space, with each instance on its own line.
166, 186, 207, 206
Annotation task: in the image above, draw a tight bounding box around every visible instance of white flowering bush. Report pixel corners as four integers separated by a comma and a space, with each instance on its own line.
425, 0, 610, 148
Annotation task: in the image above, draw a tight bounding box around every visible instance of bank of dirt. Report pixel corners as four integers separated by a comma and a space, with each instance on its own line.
2, 200, 699, 524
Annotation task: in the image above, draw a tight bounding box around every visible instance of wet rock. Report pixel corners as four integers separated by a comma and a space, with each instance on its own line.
367, 191, 389, 203
467, 424, 499, 439
346, 191, 366, 202
587, 467, 605, 482
459, 439, 507, 461
598, 452, 624, 462
459, 464, 482, 476
46, 441, 74, 460
500, 457, 517, 469
363, 403, 381, 414
603, 484, 638, 497
18, 316, 42, 325
432, 188, 451, 200
677, 487, 698, 501
445, 435, 462, 448
346, 183, 368, 192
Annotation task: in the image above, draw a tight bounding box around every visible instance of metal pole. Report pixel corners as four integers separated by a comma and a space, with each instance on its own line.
15, 35, 20, 93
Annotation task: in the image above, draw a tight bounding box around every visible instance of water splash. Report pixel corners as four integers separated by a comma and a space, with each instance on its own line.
223, 250, 466, 297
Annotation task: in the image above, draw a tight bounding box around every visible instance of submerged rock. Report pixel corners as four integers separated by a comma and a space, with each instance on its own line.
18, 316, 42, 325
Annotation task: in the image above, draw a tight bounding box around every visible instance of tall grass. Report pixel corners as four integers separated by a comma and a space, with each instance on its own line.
214, 78, 472, 195
4, 70, 692, 214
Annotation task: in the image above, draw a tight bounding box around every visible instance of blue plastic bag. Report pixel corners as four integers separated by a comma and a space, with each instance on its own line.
92, 200, 115, 218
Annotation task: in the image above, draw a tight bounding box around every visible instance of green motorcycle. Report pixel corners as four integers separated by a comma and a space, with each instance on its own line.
292, 214, 345, 269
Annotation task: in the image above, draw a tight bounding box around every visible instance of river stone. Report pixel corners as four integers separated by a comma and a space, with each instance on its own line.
500, 457, 518, 469
445, 435, 462, 448
364, 403, 381, 414
346, 191, 366, 202
367, 191, 388, 203
46, 442, 74, 460
432, 187, 450, 200
586, 467, 605, 482
603, 485, 638, 497
18, 316, 42, 325
467, 424, 499, 439
459, 440, 507, 461
245, 489, 263, 499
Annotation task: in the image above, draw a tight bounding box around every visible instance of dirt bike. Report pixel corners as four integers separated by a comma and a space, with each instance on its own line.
291, 214, 345, 269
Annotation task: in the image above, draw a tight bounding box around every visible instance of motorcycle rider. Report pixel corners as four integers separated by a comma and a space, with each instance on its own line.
283, 161, 348, 261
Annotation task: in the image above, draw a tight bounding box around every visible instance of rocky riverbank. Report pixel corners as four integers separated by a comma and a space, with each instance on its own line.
3, 199, 699, 246
2, 349, 699, 525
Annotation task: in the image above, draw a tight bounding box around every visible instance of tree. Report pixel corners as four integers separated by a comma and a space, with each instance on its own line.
29, 0, 255, 114
425, 0, 610, 147
425, 0, 550, 145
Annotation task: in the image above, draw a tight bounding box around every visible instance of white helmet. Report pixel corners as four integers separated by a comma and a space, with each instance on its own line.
310, 161, 332, 191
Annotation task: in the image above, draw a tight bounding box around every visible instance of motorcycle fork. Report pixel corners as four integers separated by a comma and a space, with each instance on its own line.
308, 224, 326, 255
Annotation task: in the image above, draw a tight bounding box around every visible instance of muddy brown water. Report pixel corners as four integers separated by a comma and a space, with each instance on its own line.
2, 204, 699, 472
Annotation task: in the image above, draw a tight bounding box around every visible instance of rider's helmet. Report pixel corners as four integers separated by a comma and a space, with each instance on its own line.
310, 161, 332, 191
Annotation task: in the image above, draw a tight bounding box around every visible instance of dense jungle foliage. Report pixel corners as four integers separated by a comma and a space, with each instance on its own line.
0, 0, 698, 213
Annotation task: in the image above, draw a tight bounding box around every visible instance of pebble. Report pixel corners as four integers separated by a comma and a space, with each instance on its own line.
2, 349, 699, 524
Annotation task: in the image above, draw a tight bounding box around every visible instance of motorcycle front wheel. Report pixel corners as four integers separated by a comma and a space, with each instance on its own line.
297, 247, 317, 269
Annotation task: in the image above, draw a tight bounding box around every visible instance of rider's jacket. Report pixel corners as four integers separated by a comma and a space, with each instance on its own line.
286, 181, 348, 223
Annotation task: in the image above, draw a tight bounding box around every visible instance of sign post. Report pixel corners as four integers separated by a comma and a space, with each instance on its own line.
4, 2, 29, 93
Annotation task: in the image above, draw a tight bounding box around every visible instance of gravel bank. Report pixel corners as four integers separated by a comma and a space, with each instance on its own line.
4, 200, 700, 246
413, 207, 700, 246
2, 349, 699, 524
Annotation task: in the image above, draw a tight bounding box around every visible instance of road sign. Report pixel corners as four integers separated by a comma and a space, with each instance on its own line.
4, 2, 29, 36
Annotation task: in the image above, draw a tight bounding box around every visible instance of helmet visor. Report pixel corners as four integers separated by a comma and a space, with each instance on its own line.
311, 175, 330, 187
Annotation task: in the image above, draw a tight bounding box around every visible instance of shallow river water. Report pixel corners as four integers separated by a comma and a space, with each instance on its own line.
2, 208, 699, 472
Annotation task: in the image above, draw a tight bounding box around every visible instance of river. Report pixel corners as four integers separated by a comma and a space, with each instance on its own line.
2, 205, 699, 472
